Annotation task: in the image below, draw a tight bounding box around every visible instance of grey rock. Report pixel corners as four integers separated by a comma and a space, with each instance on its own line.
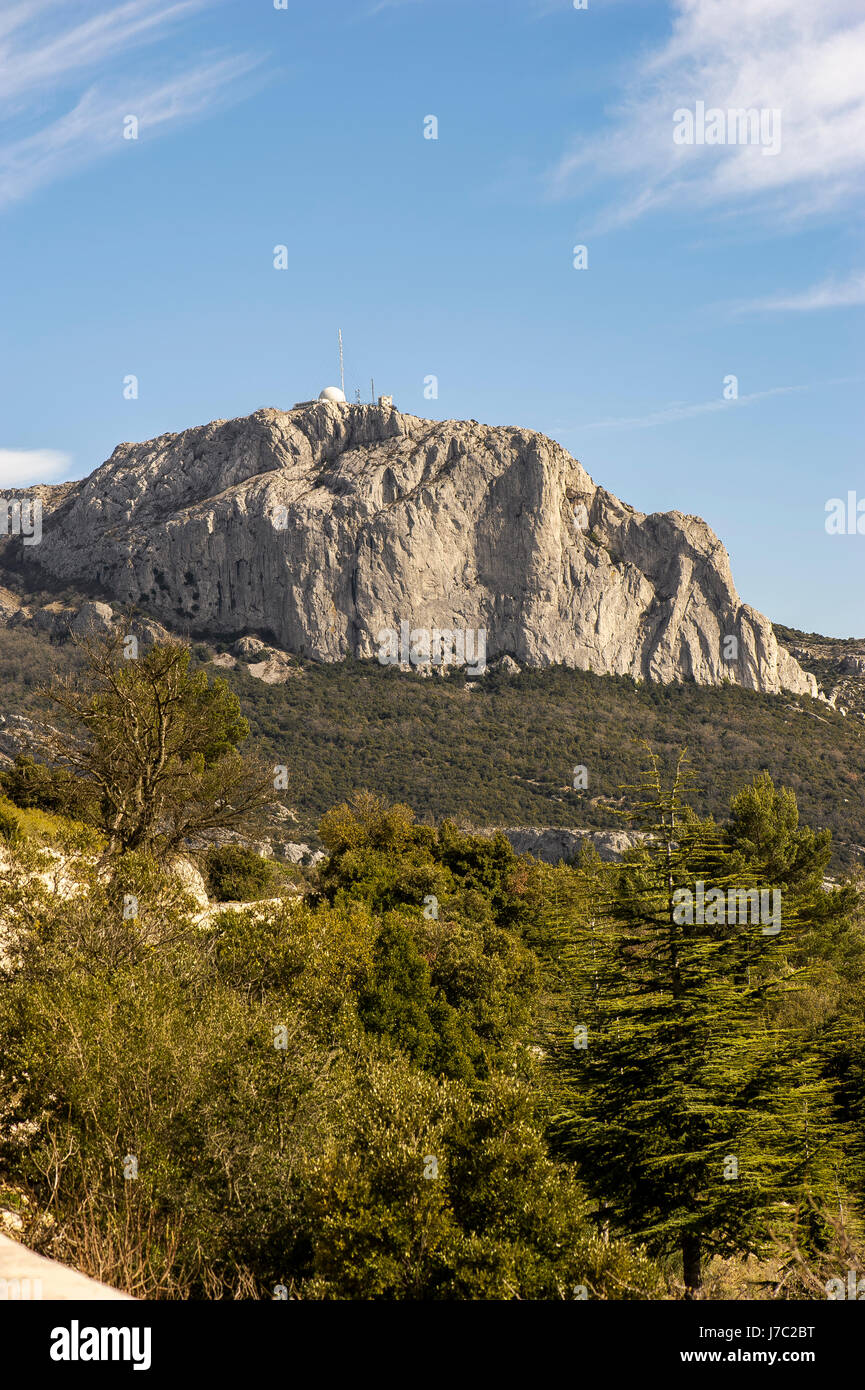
0, 713, 64, 764
204, 828, 273, 857
234, 636, 267, 658
168, 856, 209, 910
499, 826, 647, 864
32, 602, 75, 636
130, 616, 172, 648
71, 600, 114, 635
247, 651, 299, 684
19, 401, 815, 696
496, 655, 521, 676
279, 842, 325, 865
0, 587, 25, 625
233, 634, 299, 682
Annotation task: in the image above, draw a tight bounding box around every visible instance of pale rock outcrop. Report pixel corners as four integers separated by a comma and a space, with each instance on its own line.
0, 587, 24, 624
246, 652, 298, 684
31, 601, 75, 636
233, 635, 299, 683
8, 401, 815, 696
71, 599, 114, 635
0, 713, 47, 764
234, 636, 267, 659
168, 856, 210, 910
496, 655, 521, 676
499, 827, 647, 864
278, 842, 325, 865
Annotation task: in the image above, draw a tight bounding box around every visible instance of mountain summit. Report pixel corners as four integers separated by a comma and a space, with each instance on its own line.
11, 401, 815, 697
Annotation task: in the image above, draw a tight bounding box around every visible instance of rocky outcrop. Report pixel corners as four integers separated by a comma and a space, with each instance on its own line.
498, 827, 647, 864
0, 713, 43, 765
232, 636, 300, 684
278, 842, 325, 866
6, 401, 815, 696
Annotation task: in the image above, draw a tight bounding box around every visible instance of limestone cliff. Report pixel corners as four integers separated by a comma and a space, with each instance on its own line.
9, 401, 815, 696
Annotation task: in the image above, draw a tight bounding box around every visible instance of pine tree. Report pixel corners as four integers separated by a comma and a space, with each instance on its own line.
550, 748, 842, 1297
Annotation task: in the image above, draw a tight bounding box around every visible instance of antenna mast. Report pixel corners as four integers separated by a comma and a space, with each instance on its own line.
338, 329, 345, 398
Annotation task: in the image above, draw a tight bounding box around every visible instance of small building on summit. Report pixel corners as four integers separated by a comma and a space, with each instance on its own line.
291, 387, 395, 409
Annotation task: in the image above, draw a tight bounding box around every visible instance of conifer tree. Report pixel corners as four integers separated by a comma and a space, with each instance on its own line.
551, 748, 842, 1297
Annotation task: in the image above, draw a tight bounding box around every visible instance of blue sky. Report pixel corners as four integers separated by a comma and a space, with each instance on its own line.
0, 0, 863, 635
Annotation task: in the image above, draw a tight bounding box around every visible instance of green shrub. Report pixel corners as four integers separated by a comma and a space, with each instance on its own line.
0, 840, 665, 1300
2, 776, 855, 1302
205, 844, 277, 901
0, 800, 22, 844
1, 755, 93, 820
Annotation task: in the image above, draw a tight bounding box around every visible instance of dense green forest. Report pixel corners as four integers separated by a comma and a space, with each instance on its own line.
225, 656, 865, 870
0, 635, 863, 1300
1, 625, 864, 871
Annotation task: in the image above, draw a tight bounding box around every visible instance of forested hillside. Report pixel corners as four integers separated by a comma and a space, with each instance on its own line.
1, 625, 864, 871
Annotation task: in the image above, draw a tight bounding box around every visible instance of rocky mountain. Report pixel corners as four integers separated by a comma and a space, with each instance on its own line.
773, 624, 865, 717
4, 400, 816, 696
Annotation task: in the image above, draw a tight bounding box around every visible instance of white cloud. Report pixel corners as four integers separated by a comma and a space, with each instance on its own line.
550, 0, 865, 227
577, 375, 864, 430
0, 449, 72, 486
581, 383, 808, 431
0, 56, 260, 211
0, 1, 204, 104
736, 271, 865, 313
366, 0, 425, 13
0, 1, 261, 210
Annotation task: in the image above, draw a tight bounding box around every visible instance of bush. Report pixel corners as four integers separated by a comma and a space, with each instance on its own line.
0, 799, 22, 844
5, 778, 851, 1302
0, 839, 664, 1300
1, 755, 93, 819
205, 844, 277, 902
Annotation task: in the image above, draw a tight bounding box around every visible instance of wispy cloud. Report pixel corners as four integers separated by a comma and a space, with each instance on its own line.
0, 56, 261, 211
576, 376, 864, 431
366, 0, 425, 14
0, 449, 72, 487
0, 1, 261, 211
550, 0, 865, 229
581, 384, 808, 431
0, 1, 204, 104
735, 271, 865, 314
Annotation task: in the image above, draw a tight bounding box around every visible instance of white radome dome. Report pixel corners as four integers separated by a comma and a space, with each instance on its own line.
319, 386, 347, 403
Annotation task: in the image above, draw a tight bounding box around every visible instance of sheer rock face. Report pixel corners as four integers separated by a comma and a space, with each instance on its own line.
22, 401, 815, 696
